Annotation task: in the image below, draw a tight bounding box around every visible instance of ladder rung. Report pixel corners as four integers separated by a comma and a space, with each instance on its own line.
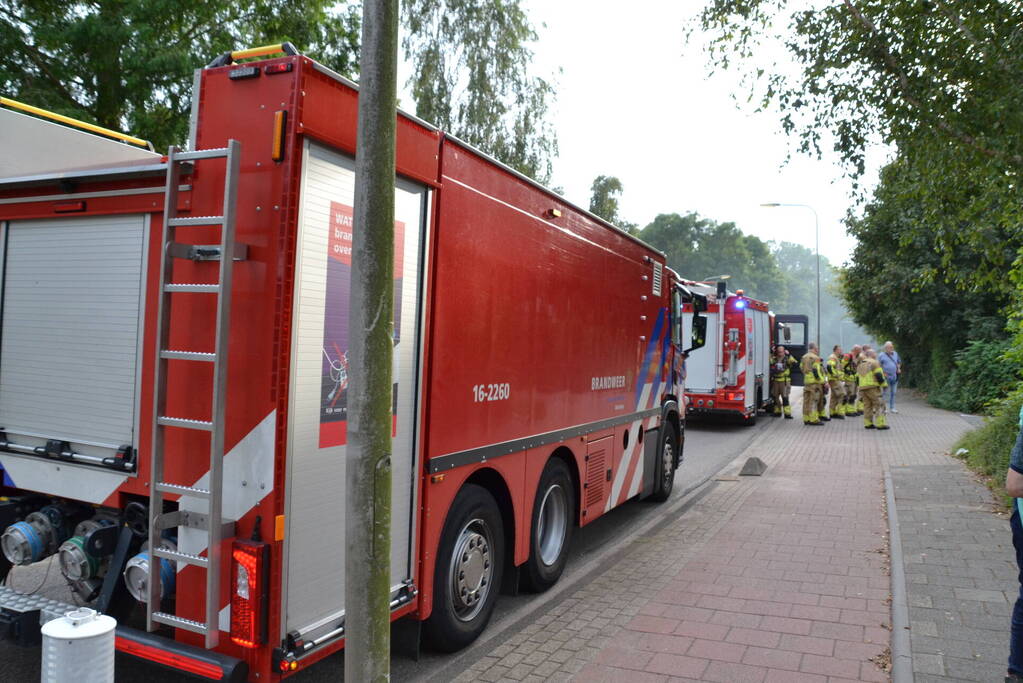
153, 547, 209, 568
152, 612, 209, 634
155, 482, 211, 498
157, 416, 213, 431
168, 216, 224, 227
163, 283, 219, 293
175, 148, 229, 162
160, 349, 216, 362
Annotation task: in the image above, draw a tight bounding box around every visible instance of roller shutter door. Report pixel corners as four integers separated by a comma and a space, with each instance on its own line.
0, 215, 147, 454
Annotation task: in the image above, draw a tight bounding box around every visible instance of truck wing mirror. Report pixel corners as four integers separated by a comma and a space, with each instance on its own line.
784, 326, 791, 342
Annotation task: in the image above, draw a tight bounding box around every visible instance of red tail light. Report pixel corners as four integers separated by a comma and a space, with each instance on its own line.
230, 538, 269, 648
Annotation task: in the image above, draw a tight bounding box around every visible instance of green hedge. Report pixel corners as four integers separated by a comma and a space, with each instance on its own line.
955, 392, 1023, 503
931, 339, 1016, 414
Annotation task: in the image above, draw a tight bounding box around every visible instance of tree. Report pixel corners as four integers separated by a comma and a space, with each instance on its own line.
0, 1, 361, 151
694, 1, 1023, 293
402, 0, 558, 182
638, 212, 784, 301
2, 0, 559, 181
770, 241, 870, 351
588, 175, 637, 233
638, 211, 867, 348
841, 156, 1009, 390
695, 1, 1023, 405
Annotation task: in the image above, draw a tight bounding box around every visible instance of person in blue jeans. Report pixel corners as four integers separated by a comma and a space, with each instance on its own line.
879, 341, 901, 413
1005, 407, 1023, 681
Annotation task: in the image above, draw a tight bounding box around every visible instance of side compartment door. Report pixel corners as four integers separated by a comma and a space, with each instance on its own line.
281, 141, 428, 642
0, 215, 146, 501
752, 309, 769, 408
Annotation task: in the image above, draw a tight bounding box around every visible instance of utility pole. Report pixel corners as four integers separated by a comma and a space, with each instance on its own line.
345, 1, 398, 681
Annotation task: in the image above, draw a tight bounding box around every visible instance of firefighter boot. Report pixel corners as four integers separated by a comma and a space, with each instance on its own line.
783, 404, 793, 419
773, 402, 782, 417
804, 409, 822, 426
875, 413, 889, 430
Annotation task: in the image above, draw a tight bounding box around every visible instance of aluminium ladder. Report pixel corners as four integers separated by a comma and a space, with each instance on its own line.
146, 141, 241, 648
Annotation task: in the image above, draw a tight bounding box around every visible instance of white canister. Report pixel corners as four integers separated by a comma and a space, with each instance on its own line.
40, 608, 116, 683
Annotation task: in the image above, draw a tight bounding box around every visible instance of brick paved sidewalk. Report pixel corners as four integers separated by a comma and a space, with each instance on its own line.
455, 393, 980, 682
889, 424, 1018, 681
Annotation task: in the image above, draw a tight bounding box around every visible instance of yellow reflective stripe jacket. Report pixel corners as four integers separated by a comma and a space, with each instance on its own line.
800, 352, 824, 385
856, 358, 886, 387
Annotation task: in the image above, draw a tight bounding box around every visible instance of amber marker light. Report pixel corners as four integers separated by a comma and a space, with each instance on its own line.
272, 110, 287, 162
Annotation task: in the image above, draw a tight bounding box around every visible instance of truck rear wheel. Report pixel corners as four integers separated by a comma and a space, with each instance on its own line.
425, 484, 504, 652
650, 423, 678, 502
523, 458, 574, 592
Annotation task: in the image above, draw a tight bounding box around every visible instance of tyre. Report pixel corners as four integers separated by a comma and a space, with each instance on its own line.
523, 458, 575, 593
650, 423, 678, 502
424, 484, 505, 652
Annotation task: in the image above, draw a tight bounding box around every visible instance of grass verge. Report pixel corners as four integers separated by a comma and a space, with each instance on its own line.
953, 395, 1023, 507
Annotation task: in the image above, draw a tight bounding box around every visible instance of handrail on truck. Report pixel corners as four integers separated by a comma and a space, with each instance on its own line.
0, 96, 154, 150
206, 42, 301, 68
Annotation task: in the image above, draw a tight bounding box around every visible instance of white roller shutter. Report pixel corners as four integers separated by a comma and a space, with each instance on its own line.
0, 215, 147, 453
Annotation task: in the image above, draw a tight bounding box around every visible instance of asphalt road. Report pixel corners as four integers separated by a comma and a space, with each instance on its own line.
0, 415, 762, 682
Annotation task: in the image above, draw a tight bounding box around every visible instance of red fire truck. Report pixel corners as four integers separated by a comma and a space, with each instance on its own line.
681, 280, 772, 423
0, 45, 707, 681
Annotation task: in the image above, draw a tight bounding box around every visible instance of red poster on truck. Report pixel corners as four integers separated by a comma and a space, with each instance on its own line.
319, 202, 405, 447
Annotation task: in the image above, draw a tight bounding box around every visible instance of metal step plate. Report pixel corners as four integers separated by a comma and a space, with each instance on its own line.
0, 585, 77, 624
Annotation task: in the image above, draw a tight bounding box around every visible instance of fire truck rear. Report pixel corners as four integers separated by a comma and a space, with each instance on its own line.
0, 45, 706, 680
682, 280, 772, 422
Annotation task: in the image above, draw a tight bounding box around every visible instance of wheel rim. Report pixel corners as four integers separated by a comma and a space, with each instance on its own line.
661, 438, 674, 488
536, 484, 568, 567
449, 517, 494, 622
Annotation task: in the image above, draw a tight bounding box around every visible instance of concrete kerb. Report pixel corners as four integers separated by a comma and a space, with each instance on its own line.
425, 415, 784, 682
884, 470, 913, 683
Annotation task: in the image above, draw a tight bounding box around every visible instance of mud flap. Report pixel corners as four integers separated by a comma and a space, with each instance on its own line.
640, 425, 660, 499
392, 616, 422, 661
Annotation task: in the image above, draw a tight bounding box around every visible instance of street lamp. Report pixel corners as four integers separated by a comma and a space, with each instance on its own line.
760, 202, 821, 348
702, 274, 731, 282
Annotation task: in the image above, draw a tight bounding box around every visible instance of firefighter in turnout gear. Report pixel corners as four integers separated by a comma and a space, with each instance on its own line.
770, 345, 797, 418
826, 345, 847, 419
849, 344, 865, 415
842, 351, 860, 416
800, 342, 826, 425
857, 349, 889, 429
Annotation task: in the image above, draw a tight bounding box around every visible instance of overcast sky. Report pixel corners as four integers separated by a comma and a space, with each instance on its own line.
516, 1, 889, 267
